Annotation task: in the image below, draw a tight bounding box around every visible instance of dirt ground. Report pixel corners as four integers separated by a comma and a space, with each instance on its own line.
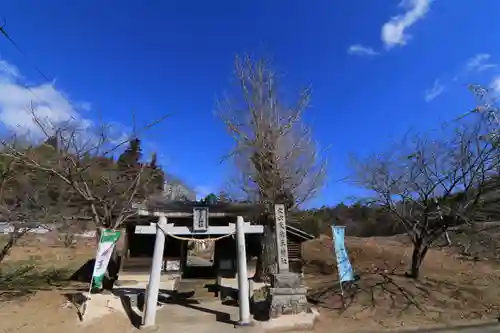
0, 235, 129, 333
1, 233, 500, 333
303, 235, 500, 332
0, 290, 135, 333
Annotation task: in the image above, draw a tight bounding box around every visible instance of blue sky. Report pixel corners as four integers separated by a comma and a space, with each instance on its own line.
0, 0, 499, 207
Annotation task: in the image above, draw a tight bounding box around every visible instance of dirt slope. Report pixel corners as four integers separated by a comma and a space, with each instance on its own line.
302, 235, 500, 332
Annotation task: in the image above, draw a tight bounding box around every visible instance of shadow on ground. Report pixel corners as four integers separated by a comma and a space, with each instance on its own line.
107, 287, 239, 328
0, 264, 76, 300
181, 265, 216, 279
0, 257, 120, 301
69, 258, 119, 290
203, 281, 270, 322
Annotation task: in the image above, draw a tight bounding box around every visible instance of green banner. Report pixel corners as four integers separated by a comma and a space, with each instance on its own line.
91, 229, 121, 289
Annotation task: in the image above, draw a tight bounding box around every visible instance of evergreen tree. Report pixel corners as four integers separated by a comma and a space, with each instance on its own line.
147, 152, 164, 192
44, 135, 58, 150
116, 138, 144, 199
150, 152, 158, 169
117, 138, 142, 168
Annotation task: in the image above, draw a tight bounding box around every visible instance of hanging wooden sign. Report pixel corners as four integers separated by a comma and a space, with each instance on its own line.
193, 207, 209, 232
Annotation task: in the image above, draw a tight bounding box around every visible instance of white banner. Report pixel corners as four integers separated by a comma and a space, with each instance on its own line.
91, 229, 121, 289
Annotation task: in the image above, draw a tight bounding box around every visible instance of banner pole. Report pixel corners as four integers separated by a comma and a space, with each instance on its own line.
81, 228, 102, 320
339, 280, 345, 309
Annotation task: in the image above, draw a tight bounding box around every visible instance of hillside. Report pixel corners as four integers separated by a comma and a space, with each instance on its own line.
302, 235, 500, 332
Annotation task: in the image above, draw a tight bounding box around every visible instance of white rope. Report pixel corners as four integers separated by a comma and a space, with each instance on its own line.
156, 223, 234, 243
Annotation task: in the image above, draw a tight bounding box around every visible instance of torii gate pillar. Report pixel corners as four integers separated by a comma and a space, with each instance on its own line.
236, 215, 251, 325
142, 215, 167, 327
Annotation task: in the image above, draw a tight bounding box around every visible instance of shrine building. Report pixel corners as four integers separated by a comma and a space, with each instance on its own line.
113, 200, 314, 284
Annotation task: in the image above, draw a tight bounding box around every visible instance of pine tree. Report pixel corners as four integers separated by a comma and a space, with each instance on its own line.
150, 152, 158, 169
117, 138, 142, 168
146, 152, 164, 192
44, 135, 58, 150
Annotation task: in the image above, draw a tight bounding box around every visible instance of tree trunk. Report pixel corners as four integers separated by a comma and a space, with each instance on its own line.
407, 238, 429, 279
0, 231, 24, 264
0, 235, 16, 264
254, 218, 278, 283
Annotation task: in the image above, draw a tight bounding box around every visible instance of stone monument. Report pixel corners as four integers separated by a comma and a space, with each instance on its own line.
268, 204, 310, 318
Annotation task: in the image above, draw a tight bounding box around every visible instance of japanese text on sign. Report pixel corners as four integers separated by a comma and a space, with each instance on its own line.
95, 259, 104, 271
274, 204, 289, 271
193, 207, 209, 231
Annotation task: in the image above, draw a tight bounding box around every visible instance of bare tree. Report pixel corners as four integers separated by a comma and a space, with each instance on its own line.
444, 85, 500, 260
467, 85, 500, 140
218, 55, 326, 279
0, 112, 167, 283
353, 120, 499, 279
0, 136, 72, 263
0, 111, 167, 230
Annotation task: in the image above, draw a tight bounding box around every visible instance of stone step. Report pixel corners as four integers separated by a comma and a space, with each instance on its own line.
176, 279, 218, 300
270, 287, 307, 295
118, 289, 172, 308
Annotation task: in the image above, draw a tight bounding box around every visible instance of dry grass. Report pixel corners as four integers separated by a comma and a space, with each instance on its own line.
0, 235, 130, 333
303, 235, 500, 332
0, 235, 96, 297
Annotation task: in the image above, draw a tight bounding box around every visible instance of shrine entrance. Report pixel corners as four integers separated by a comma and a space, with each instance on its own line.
122, 211, 263, 280
122, 226, 184, 276
118, 200, 266, 327
115, 199, 316, 329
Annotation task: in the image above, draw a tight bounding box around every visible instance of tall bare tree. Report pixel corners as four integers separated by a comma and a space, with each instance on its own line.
353, 119, 499, 278
218, 55, 326, 279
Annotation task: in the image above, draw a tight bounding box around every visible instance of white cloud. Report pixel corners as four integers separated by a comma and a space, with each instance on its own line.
347, 45, 379, 56
424, 53, 500, 102
466, 53, 497, 72
490, 76, 500, 94
0, 57, 93, 139
0, 60, 21, 78
424, 79, 445, 102
381, 0, 433, 49
478, 64, 498, 72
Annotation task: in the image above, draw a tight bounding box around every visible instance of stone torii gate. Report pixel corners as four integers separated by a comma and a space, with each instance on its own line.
133, 202, 264, 328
